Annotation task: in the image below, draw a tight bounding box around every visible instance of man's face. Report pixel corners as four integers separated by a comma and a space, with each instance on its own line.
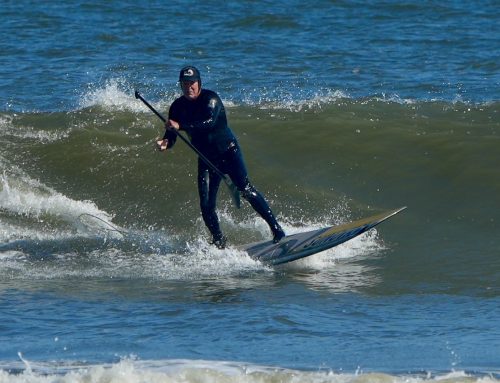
181, 80, 201, 100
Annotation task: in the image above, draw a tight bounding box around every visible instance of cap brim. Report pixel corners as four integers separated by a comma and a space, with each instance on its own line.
180, 77, 200, 82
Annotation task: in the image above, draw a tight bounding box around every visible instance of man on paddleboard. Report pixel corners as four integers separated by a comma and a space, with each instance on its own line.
157, 66, 285, 249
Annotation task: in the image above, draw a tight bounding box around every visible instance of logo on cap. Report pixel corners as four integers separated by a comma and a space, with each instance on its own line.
184, 69, 194, 77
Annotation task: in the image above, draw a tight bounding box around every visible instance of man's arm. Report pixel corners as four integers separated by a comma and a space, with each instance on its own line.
157, 120, 179, 151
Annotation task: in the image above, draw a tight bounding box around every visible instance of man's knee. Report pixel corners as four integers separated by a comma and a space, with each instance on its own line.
241, 182, 259, 201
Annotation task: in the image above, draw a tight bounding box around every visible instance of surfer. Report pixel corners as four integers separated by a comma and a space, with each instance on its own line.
157, 66, 285, 249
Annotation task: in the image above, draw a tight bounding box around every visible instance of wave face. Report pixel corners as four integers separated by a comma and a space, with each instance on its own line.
2, 96, 498, 276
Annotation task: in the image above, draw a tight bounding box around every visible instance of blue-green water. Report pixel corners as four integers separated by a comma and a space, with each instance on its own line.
1, 1, 499, 381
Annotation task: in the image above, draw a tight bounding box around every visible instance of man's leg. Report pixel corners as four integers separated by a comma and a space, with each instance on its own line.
223, 145, 285, 243
197, 160, 226, 248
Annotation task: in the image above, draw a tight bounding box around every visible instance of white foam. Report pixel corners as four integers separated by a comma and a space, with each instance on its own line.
79, 78, 136, 111
76, 78, 351, 114
113, 209, 384, 280
369, 93, 419, 105
0, 170, 124, 247
0, 172, 110, 224
254, 89, 349, 112
0, 358, 496, 383
0, 114, 68, 142
0, 167, 388, 283
78, 78, 176, 114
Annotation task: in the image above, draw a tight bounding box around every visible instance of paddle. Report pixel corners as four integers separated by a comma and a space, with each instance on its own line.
134, 91, 241, 209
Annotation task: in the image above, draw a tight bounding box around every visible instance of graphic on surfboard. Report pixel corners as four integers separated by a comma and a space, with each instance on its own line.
242, 207, 406, 265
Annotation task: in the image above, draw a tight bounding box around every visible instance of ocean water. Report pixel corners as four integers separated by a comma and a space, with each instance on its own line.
1, 0, 499, 382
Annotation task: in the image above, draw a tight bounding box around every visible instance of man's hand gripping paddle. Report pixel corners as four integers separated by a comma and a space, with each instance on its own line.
134, 91, 241, 209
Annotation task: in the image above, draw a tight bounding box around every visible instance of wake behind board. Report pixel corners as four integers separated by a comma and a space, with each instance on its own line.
242, 207, 406, 265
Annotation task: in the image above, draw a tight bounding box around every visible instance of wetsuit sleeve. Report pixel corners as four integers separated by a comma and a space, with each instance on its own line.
185, 95, 223, 132
162, 102, 179, 148
162, 127, 177, 148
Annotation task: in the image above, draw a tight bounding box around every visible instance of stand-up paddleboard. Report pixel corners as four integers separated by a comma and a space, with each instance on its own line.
242, 207, 406, 265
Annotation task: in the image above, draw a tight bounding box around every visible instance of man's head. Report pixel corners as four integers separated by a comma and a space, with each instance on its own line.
179, 66, 201, 101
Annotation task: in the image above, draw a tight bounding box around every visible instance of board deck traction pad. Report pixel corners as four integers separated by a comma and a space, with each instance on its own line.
242, 207, 406, 265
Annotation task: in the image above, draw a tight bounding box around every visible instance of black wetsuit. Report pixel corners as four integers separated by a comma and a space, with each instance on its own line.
164, 89, 284, 245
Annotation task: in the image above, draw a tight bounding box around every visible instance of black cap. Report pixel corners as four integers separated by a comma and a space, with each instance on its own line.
179, 66, 201, 82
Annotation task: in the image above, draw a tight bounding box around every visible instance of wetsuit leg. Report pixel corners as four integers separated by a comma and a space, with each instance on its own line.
197, 159, 226, 247
222, 144, 285, 242
240, 183, 285, 242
